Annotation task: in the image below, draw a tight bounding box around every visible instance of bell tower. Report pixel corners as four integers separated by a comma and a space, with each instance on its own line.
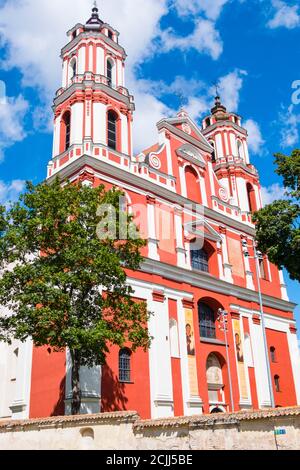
202, 96, 263, 214
48, 3, 135, 179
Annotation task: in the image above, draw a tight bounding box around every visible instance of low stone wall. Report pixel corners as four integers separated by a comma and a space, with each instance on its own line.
0, 407, 300, 450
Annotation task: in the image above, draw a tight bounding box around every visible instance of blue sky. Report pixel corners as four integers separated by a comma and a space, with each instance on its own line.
0, 0, 299, 332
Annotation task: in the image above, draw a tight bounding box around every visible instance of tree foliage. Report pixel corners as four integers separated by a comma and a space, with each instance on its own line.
253, 149, 300, 282
0, 179, 150, 414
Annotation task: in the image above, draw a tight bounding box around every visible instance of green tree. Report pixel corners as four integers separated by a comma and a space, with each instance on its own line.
0, 179, 150, 415
253, 149, 300, 282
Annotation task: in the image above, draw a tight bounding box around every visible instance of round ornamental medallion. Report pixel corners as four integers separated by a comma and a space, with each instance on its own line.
182, 123, 192, 135
219, 187, 229, 202
149, 154, 161, 170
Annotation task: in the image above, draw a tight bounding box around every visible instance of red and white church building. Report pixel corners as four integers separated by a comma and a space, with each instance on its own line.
1, 5, 300, 421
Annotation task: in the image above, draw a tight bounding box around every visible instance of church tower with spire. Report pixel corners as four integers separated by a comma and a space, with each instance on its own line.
48, 3, 134, 180
202, 96, 263, 216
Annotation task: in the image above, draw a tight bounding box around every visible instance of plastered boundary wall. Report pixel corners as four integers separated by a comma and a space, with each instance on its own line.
0, 407, 300, 450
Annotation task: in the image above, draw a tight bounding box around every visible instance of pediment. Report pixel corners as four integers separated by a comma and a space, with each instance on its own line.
184, 218, 222, 243
158, 111, 213, 152
176, 143, 206, 168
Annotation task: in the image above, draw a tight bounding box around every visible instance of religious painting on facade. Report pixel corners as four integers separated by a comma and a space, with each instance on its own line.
233, 319, 248, 400
185, 323, 195, 356
184, 308, 199, 397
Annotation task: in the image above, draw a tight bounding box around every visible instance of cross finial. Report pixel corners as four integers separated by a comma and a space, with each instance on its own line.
213, 80, 220, 99
175, 90, 187, 112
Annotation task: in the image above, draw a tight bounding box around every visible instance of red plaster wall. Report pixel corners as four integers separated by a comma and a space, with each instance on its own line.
30, 346, 66, 418
266, 329, 297, 407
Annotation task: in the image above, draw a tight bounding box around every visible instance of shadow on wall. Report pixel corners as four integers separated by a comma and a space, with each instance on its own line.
101, 364, 128, 412
51, 375, 66, 417
50, 362, 129, 416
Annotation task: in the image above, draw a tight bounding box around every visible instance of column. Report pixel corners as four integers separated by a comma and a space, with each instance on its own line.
219, 226, 233, 283
10, 338, 33, 420
241, 236, 255, 290
249, 315, 272, 408
217, 242, 225, 280
287, 325, 300, 405
148, 291, 174, 418
178, 160, 187, 198
147, 196, 159, 261
83, 90, 93, 156
279, 270, 289, 301
174, 206, 186, 268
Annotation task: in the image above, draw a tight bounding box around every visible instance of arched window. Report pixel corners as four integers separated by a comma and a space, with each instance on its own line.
108, 30, 113, 40
247, 183, 257, 213
169, 319, 180, 358
274, 375, 280, 392
119, 348, 131, 383
209, 140, 216, 162
68, 58, 77, 83
237, 140, 243, 159
72, 60, 77, 78
270, 347, 276, 363
198, 302, 216, 339
191, 248, 209, 273
205, 117, 211, 128
61, 111, 71, 152
107, 59, 113, 87
107, 111, 117, 150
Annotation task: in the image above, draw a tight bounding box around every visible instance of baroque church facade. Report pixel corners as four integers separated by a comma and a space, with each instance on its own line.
0, 6, 300, 421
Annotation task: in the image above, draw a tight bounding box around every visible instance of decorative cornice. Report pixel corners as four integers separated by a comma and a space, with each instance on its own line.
141, 258, 296, 314
53, 81, 134, 112
157, 121, 212, 154
46, 155, 258, 237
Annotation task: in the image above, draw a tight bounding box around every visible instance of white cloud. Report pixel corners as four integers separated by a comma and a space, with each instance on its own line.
261, 183, 286, 206
0, 95, 29, 161
244, 119, 265, 155
0, 180, 26, 207
159, 18, 223, 60
173, 0, 231, 20
214, 69, 247, 112
279, 105, 300, 148
268, 0, 300, 29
